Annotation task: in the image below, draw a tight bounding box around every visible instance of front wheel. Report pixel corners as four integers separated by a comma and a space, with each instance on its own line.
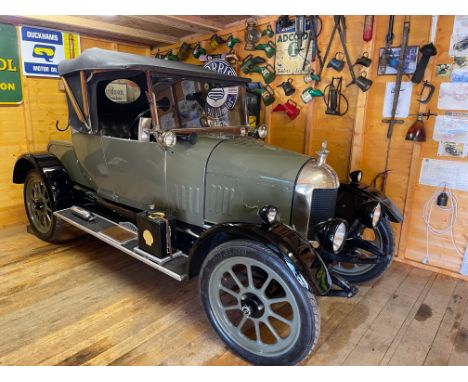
331, 217, 395, 284
199, 240, 320, 365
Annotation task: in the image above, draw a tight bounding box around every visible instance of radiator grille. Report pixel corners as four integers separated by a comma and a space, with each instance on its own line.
308, 188, 338, 237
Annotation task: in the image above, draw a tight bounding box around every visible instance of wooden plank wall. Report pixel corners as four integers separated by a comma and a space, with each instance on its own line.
0, 29, 151, 228
0, 16, 466, 280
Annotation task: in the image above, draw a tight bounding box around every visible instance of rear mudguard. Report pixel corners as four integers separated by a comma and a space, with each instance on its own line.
12, 153, 74, 210
337, 182, 403, 224
188, 222, 333, 296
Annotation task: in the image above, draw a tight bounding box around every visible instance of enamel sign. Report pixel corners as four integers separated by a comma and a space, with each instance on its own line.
0, 23, 22, 104
203, 59, 239, 120
275, 18, 314, 75
20, 25, 80, 78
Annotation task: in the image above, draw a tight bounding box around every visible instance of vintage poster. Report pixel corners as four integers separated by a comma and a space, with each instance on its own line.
19, 25, 80, 78
449, 15, 468, 57
382, 82, 413, 118
419, 158, 468, 192
437, 82, 468, 110
275, 18, 314, 75
0, 23, 23, 104
433, 114, 468, 143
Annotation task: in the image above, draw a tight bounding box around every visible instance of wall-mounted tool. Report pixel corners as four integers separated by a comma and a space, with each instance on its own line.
405, 111, 437, 142
227, 34, 241, 49
379, 16, 395, 73
273, 99, 301, 120
383, 17, 411, 139
301, 86, 323, 103
363, 16, 374, 42
209, 34, 226, 50
261, 24, 274, 38
192, 43, 206, 59
245, 17, 261, 51
303, 15, 323, 72
323, 77, 349, 116
327, 52, 345, 72
348, 70, 373, 92
354, 52, 372, 67
277, 78, 295, 96
376, 16, 411, 192
411, 43, 437, 84
240, 55, 266, 74
417, 80, 435, 104
255, 40, 276, 58
251, 63, 276, 84
317, 16, 365, 92
177, 42, 191, 61
295, 15, 306, 53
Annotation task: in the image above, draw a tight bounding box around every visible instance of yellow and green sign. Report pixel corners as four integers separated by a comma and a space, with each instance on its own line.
0, 23, 22, 104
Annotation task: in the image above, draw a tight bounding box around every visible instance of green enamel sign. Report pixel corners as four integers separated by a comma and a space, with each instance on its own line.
0, 23, 22, 104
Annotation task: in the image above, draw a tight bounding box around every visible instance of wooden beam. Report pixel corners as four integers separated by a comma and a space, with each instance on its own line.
0, 15, 178, 45
164, 16, 224, 31
129, 16, 213, 34
348, 20, 377, 173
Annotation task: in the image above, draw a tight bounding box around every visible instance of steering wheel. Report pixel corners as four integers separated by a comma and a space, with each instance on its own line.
129, 108, 151, 139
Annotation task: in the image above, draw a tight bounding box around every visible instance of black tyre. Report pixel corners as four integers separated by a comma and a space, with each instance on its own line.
331, 217, 395, 284
24, 169, 63, 242
199, 239, 320, 366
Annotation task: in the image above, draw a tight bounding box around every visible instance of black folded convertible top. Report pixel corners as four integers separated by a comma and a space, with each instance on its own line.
58, 48, 250, 84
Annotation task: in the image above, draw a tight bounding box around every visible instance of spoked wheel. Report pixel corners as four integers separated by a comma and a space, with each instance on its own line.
331, 217, 395, 283
200, 240, 319, 365
24, 170, 63, 242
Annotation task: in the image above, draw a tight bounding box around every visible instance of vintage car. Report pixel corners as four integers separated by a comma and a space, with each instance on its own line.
12, 48, 403, 365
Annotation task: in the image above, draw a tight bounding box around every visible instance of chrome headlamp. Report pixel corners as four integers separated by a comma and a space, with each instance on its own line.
314, 219, 348, 253
360, 201, 382, 228
248, 124, 268, 139
158, 131, 177, 148
257, 124, 268, 139
258, 205, 278, 225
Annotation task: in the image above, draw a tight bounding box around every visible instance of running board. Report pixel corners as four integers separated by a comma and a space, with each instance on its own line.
54, 207, 188, 281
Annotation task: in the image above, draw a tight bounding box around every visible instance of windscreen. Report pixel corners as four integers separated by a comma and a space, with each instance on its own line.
152, 77, 248, 129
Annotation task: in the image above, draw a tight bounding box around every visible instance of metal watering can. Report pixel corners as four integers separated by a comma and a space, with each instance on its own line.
255, 40, 276, 58
251, 63, 276, 84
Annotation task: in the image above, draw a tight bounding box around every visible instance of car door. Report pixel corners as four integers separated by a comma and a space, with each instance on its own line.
72, 132, 115, 201
101, 137, 167, 211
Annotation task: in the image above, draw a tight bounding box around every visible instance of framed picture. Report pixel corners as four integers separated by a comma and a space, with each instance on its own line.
377, 45, 419, 75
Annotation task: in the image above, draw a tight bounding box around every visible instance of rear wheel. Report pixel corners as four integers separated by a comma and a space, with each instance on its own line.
199, 240, 320, 365
331, 217, 394, 283
24, 170, 63, 242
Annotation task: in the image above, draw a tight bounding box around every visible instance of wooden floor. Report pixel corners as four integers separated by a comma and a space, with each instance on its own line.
0, 224, 467, 366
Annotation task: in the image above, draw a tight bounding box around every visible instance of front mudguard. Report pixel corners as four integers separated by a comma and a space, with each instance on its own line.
188, 222, 333, 296
337, 182, 403, 225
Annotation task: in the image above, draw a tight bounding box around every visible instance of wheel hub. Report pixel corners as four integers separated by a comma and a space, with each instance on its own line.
240, 293, 264, 319
34, 201, 44, 210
